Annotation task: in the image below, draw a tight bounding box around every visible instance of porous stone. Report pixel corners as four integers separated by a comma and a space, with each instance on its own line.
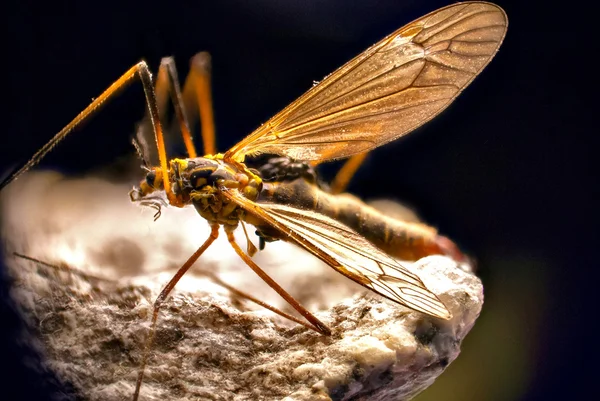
1, 172, 482, 401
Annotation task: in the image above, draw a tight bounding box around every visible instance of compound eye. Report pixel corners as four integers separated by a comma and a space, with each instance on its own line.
190, 167, 215, 188
208, 169, 229, 184
146, 170, 157, 188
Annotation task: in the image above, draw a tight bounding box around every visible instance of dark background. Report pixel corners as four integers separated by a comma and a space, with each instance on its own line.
1, 1, 595, 400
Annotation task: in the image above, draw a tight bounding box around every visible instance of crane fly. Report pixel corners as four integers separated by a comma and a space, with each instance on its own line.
0, 2, 507, 399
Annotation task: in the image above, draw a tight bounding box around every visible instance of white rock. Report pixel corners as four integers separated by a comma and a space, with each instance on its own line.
1, 172, 483, 400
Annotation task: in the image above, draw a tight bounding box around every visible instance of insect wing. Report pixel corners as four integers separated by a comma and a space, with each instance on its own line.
221, 189, 451, 319
226, 2, 507, 163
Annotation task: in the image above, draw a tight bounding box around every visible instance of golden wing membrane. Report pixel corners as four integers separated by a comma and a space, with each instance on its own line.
222, 189, 451, 320
226, 2, 507, 163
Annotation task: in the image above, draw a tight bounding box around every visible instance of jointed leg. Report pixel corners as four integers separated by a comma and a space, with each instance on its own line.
0, 62, 168, 192
13, 252, 115, 284
201, 270, 328, 332
182, 52, 216, 155
225, 227, 331, 335
240, 220, 258, 257
133, 224, 219, 401
157, 58, 197, 157
329, 152, 368, 194
137, 57, 197, 160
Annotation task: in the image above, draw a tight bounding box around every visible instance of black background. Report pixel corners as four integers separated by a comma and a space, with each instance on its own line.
1, 1, 595, 400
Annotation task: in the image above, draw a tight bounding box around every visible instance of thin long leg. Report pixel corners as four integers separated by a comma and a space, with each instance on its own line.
0, 62, 171, 197
240, 220, 258, 257
11, 252, 301, 318
158, 58, 197, 158
329, 152, 368, 194
136, 57, 197, 162
182, 52, 216, 155
225, 227, 331, 335
133, 224, 219, 401
14, 252, 304, 327
13, 252, 115, 284
202, 271, 325, 331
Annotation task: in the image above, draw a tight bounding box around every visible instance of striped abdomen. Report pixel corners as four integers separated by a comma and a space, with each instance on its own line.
257, 178, 465, 262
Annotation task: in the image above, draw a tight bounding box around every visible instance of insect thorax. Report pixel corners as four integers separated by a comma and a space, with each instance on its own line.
245, 155, 317, 184
131, 156, 262, 227
174, 157, 261, 226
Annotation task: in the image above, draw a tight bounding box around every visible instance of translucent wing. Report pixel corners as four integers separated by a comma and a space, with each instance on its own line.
221, 189, 452, 319
226, 2, 507, 163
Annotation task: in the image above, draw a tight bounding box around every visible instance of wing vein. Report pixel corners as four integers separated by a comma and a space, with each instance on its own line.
276, 86, 456, 139
424, 10, 503, 42
226, 2, 506, 164
281, 59, 427, 127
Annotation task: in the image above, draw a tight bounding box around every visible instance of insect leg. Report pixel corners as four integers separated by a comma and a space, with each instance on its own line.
225, 227, 331, 335
133, 224, 219, 401
329, 152, 368, 194
239, 220, 258, 257
181, 52, 216, 155
136, 57, 197, 161
158, 57, 197, 157
0, 62, 169, 193
13, 252, 115, 284
201, 270, 327, 332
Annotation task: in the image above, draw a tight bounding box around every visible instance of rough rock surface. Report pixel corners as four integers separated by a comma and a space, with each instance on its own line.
1, 172, 483, 401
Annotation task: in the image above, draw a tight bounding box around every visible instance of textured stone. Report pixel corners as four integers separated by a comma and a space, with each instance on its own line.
1, 172, 482, 401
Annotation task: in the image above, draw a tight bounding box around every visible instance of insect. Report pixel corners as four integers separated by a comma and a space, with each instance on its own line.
0, 2, 507, 399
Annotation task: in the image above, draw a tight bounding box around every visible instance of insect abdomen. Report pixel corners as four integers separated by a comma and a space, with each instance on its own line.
259, 178, 465, 262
